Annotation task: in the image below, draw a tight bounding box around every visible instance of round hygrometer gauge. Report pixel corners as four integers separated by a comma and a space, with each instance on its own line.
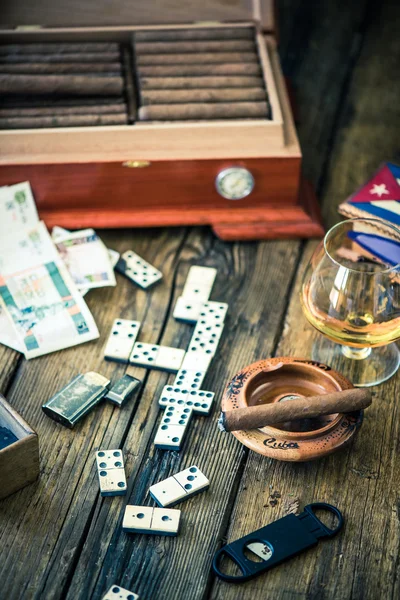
215, 167, 255, 200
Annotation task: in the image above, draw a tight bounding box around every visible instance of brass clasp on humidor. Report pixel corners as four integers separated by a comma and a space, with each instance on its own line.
122, 160, 151, 168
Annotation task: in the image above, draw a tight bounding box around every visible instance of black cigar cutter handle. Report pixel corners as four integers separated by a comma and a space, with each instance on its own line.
212, 502, 343, 583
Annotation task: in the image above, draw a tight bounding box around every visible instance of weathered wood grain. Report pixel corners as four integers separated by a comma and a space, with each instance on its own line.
0, 230, 301, 600
64, 233, 301, 600
210, 2, 400, 599
0, 345, 21, 393
1, 2, 399, 599
320, 1, 400, 228
0, 228, 187, 599
279, 0, 369, 191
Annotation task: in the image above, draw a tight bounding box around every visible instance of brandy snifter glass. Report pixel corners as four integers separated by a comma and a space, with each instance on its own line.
300, 218, 400, 386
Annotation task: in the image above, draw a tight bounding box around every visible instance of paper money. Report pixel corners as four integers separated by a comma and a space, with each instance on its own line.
0, 182, 39, 233
0, 304, 23, 352
52, 226, 120, 266
0, 222, 99, 359
51, 227, 117, 292
0, 182, 39, 351
108, 248, 121, 268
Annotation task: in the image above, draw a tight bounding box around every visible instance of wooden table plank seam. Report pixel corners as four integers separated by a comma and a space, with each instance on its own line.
2, 3, 400, 598
62, 240, 301, 599
0, 227, 191, 596
54, 237, 200, 598
55, 230, 227, 598
348, 408, 393, 600
208, 4, 395, 598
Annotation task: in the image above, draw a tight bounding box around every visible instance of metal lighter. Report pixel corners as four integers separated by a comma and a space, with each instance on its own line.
42, 372, 110, 428
105, 374, 141, 407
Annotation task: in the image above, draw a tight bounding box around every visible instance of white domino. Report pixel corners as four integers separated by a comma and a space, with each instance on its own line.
151, 507, 181, 535
150, 476, 187, 507
123, 505, 181, 536
129, 342, 185, 372
159, 385, 215, 416
174, 465, 209, 494
173, 369, 207, 391
187, 325, 222, 357
102, 585, 139, 600
123, 505, 153, 532
185, 390, 215, 415
116, 250, 162, 289
160, 404, 193, 426
154, 423, 189, 450
149, 465, 209, 507
173, 266, 218, 322
159, 386, 189, 407
180, 303, 227, 368
182, 266, 217, 300
174, 298, 228, 325
173, 296, 203, 323
96, 449, 127, 496
192, 320, 224, 344
104, 319, 141, 363
198, 301, 228, 325
154, 385, 215, 452
181, 285, 211, 303
180, 350, 213, 372
181, 265, 216, 301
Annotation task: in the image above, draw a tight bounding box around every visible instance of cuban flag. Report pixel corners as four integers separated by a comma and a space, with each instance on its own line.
348, 162, 400, 226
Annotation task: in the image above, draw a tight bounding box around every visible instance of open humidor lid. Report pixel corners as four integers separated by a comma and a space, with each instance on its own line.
0, 0, 275, 33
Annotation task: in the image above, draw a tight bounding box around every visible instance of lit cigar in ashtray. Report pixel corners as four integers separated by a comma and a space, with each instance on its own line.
219, 388, 372, 432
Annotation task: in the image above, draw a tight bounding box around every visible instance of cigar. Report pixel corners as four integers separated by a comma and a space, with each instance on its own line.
138, 63, 262, 77
0, 62, 122, 74
138, 101, 269, 121
0, 43, 120, 54
135, 40, 256, 54
141, 88, 266, 105
0, 113, 128, 129
0, 74, 124, 96
219, 389, 372, 432
137, 52, 258, 65
0, 52, 120, 64
0, 104, 127, 117
140, 76, 264, 89
134, 27, 255, 42
0, 96, 125, 108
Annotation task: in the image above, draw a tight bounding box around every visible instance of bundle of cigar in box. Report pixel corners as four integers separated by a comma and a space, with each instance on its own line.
134, 26, 271, 122
0, 26, 270, 129
0, 41, 133, 128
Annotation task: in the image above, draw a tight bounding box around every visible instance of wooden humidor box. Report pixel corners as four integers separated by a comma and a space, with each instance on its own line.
0, 394, 39, 499
0, 1, 323, 241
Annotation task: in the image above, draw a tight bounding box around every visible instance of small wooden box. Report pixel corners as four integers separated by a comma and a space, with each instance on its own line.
0, 394, 39, 499
0, 1, 323, 240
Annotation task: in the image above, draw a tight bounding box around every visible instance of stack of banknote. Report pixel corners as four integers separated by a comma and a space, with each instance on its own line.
0, 182, 119, 358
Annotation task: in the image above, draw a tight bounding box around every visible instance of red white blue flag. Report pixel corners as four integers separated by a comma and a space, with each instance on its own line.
348, 162, 400, 226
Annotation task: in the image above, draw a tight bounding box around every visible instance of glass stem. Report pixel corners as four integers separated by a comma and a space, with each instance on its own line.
341, 346, 372, 360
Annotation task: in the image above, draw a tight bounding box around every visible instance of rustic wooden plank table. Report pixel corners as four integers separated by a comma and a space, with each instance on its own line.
1, 1, 399, 598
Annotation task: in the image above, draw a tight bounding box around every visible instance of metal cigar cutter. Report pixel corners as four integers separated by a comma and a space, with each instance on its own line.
212, 503, 344, 583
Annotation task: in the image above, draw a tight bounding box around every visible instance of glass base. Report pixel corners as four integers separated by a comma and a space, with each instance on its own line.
311, 339, 400, 387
